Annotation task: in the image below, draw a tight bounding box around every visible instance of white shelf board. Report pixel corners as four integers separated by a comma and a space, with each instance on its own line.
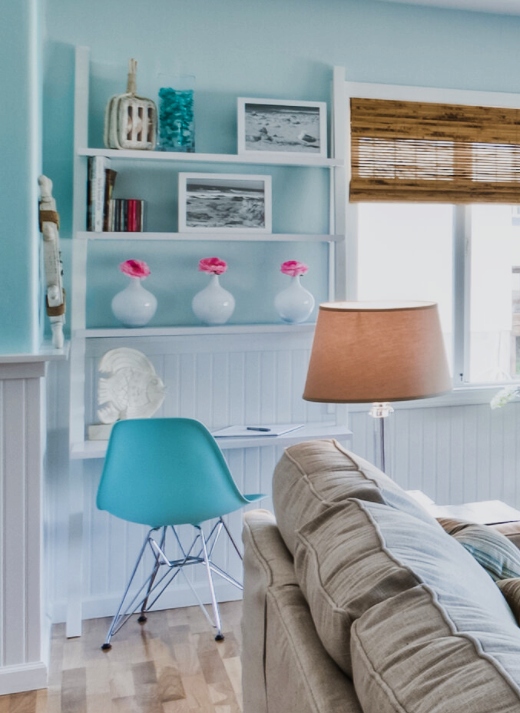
75, 323, 315, 338
0, 341, 70, 364
71, 423, 352, 459
78, 147, 343, 168
77, 231, 344, 243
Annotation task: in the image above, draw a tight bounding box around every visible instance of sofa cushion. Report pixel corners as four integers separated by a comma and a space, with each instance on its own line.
273, 439, 438, 554
450, 523, 520, 581
294, 498, 517, 677
497, 578, 520, 626
438, 517, 520, 581
351, 586, 520, 713
494, 521, 520, 550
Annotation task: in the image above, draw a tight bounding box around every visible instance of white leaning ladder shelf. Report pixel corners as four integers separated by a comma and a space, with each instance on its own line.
66, 46, 351, 637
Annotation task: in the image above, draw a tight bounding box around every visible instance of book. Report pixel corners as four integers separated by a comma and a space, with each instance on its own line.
212, 423, 304, 438
127, 199, 139, 232
87, 156, 111, 232
107, 199, 115, 232
103, 168, 118, 231
106, 198, 145, 232
113, 198, 121, 231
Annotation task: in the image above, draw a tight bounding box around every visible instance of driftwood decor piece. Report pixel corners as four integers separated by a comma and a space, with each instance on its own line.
104, 59, 157, 150
39, 175, 65, 348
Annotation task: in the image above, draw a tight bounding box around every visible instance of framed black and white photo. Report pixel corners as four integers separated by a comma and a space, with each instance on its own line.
178, 173, 272, 233
237, 98, 327, 158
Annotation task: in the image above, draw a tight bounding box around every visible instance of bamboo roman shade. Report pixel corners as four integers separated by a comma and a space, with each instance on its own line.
350, 97, 520, 203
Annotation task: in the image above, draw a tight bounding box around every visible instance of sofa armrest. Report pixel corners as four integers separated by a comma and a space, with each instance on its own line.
242, 509, 298, 713
242, 509, 362, 713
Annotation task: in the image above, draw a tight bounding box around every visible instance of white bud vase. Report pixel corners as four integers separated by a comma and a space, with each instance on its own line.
111, 277, 157, 327
275, 275, 315, 323
192, 274, 235, 325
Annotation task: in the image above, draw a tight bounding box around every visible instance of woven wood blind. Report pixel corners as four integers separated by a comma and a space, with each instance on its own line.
350, 97, 520, 203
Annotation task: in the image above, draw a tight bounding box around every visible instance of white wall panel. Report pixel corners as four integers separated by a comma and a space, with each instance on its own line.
83, 332, 333, 432
0, 362, 48, 694
47, 333, 520, 630
350, 400, 520, 510
47, 332, 342, 626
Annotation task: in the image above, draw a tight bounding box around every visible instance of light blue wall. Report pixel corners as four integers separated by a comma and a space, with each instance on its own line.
42, 0, 520, 329
0, 0, 41, 353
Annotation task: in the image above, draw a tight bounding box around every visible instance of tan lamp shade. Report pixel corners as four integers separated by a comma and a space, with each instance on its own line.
303, 301, 452, 404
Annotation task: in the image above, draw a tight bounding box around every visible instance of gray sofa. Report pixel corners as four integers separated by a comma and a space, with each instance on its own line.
241, 439, 520, 713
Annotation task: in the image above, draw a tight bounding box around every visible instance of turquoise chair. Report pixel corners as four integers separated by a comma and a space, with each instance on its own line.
96, 417, 264, 650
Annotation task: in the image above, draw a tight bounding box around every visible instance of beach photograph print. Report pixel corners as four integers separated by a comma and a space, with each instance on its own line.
179, 173, 272, 233
238, 98, 327, 158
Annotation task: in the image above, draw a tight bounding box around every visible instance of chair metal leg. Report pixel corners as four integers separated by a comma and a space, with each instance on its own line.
102, 517, 245, 649
198, 525, 224, 641
219, 517, 243, 560
101, 528, 154, 650
138, 528, 166, 623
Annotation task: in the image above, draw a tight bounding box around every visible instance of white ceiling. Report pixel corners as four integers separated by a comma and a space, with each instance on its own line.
377, 0, 520, 14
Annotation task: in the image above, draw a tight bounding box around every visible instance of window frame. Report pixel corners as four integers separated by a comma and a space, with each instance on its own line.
343, 80, 520, 401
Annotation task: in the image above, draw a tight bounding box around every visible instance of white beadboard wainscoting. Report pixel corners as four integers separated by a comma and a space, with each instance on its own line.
0, 360, 49, 694
349, 394, 520, 510
44, 330, 520, 632
46, 329, 349, 630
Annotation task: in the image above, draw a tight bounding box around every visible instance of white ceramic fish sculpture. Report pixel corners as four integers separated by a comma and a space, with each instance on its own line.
97, 348, 165, 424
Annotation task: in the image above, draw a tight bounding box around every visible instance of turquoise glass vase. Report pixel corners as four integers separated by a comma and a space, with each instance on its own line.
157, 75, 195, 152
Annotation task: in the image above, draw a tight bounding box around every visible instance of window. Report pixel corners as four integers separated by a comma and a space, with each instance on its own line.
346, 82, 520, 386
357, 203, 454, 373
469, 205, 520, 382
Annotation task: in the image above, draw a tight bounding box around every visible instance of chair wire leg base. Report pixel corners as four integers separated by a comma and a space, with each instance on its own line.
101, 518, 244, 649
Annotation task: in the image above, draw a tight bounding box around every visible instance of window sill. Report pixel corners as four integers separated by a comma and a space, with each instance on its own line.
347, 384, 508, 412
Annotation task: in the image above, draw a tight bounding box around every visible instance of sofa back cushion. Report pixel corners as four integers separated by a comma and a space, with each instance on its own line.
294, 498, 518, 677
273, 439, 438, 554
351, 585, 520, 713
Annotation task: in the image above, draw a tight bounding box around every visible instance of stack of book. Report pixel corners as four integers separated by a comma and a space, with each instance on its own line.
87, 156, 145, 232
106, 198, 145, 232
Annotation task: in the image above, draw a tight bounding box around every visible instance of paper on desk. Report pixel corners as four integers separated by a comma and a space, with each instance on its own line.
212, 423, 304, 438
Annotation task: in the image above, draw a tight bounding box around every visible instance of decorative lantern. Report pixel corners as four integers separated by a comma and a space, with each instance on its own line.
104, 59, 157, 150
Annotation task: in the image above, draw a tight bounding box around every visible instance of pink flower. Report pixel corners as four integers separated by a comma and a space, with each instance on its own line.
119, 259, 151, 278
281, 260, 309, 277
198, 257, 228, 275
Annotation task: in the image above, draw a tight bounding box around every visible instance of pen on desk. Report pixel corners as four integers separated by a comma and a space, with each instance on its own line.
246, 427, 271, 432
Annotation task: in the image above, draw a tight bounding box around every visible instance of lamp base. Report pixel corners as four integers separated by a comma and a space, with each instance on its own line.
368, 402, 394, 473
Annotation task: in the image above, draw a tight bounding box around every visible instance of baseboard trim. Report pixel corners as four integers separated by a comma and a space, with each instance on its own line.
52, 580, 243, 625
0, 662, 48, 695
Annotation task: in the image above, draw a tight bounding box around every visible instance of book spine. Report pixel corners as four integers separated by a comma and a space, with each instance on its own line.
127, 199, 138, 232
122, 199, 128, 232
107, 199, 115, 232
86, 162, 92, 230
103, 168, 117, 232
114, 198, 121, 232
88, 156, 110, 232
139, 200, 145, 231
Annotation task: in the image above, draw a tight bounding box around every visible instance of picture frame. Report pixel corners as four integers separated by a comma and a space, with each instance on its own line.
237, 98, 328, 158
178, 173, 272, 233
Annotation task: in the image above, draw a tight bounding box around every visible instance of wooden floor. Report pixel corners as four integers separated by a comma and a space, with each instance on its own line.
0, 601, 243, 713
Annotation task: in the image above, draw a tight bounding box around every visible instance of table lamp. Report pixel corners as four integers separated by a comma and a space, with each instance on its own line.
303, 301, 452, 473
